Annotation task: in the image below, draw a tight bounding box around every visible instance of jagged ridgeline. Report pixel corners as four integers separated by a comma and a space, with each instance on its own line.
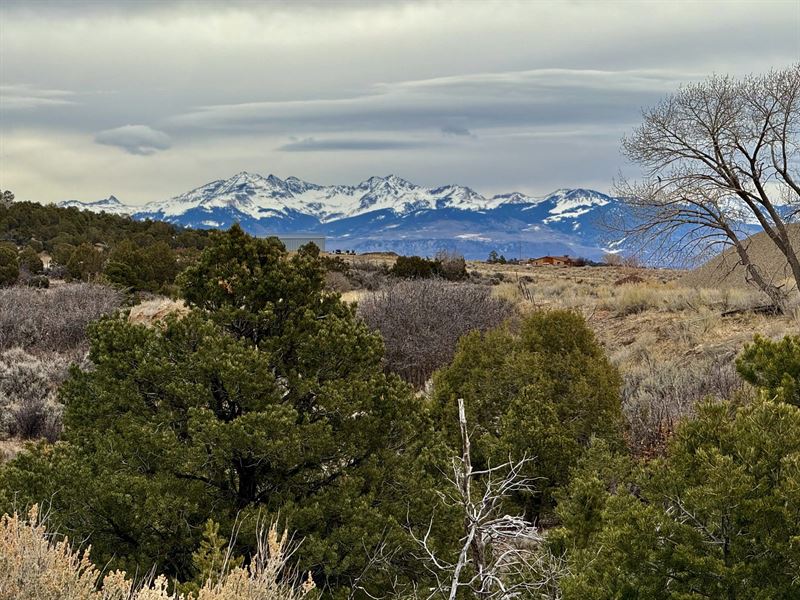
60, 172, 630, 260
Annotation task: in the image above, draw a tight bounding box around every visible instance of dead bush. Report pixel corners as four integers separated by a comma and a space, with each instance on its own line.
358, 279, 515, 388
614, 274, 645, 286
0, 283, 123, 352
325, 270, 353, 293
346, 267, 390, 291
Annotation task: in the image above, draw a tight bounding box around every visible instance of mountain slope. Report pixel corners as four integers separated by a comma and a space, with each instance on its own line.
58, 173, 626, 259
59, 195, 131, 216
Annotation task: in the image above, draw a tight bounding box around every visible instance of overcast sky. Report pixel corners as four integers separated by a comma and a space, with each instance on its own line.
1, 0, 798, 206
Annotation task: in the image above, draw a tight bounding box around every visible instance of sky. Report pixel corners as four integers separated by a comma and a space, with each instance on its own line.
1, 0, 799, 206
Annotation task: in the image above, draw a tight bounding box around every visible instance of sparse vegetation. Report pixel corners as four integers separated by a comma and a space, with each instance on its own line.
0, 349, 69, 442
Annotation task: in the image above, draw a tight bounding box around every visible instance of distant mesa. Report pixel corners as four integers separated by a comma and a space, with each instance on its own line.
57, 172, 627, 260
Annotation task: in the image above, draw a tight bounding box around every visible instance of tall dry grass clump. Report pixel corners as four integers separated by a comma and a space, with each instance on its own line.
0, 505, 100, 600
0, 506, 316, 600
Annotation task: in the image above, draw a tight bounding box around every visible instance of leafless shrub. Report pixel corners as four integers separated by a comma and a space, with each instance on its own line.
350, 258, 392, 273
603, 253, 640, 268
0, 348, 72, 442
358, 279, 515, 388
621, 351, 748, 456
325, 270, 353, 293
354, 270, 391, 291
0, 283, 123, 352
614, 274, 644, 286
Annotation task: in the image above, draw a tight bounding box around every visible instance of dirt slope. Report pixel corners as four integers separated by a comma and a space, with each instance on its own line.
680, 224, 800, 293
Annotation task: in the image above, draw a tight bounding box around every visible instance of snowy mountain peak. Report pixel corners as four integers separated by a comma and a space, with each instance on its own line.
58, 195, 131, 215
541, 188, 611, 223
56, 173, 630, 259
58, 174, 618, 224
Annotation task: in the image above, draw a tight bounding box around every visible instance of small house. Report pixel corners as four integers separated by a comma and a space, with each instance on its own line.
528, 255, 578, 267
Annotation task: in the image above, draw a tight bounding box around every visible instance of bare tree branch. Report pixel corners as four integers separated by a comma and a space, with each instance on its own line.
408, 398, 566, 600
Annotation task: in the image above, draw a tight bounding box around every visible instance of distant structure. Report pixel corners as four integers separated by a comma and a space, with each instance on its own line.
271, 235, 326, 252
528, 255, 579, 267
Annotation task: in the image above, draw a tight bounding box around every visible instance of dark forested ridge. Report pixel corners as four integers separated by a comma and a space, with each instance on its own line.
0, 200, 210, 252
0, 201, 211, 292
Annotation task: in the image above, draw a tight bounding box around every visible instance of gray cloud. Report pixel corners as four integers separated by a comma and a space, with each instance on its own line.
167, 68, 689, 138
94, 125, 171, 155
0, 84, 75, 110
278, 137, 432, 152
441, 125, 473, 137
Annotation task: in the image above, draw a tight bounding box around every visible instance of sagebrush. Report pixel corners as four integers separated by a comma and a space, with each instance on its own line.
0, 283, 123, 352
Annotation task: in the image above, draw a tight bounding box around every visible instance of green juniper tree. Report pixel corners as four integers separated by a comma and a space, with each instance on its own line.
556, 397, 800, 599
0, 245, 19, 286
0, 225, 445, 597
737, 334, 800, 405
18, 246, 44, 275
104, 239, 179, 292
430, 309, 624, 520
554, 341, 800, 599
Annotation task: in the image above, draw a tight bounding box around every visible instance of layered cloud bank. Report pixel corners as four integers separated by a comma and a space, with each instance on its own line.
2, 1, 798, 205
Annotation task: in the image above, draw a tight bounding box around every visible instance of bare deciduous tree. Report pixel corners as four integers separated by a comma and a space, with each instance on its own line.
410, 399, 565, 600
616, 64, 800, 310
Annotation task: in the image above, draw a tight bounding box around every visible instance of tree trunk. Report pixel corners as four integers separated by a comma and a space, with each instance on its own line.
730, 236, 788, 312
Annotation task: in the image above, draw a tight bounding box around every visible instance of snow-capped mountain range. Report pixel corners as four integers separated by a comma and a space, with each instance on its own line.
58, 172, 628, 259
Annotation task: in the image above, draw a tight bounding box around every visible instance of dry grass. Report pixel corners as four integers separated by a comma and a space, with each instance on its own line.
0, 506, 316, 600
342, 255, 793, 376
0, 348, 72, 442
0, 439, 25, 464
680, 223, 800, 295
